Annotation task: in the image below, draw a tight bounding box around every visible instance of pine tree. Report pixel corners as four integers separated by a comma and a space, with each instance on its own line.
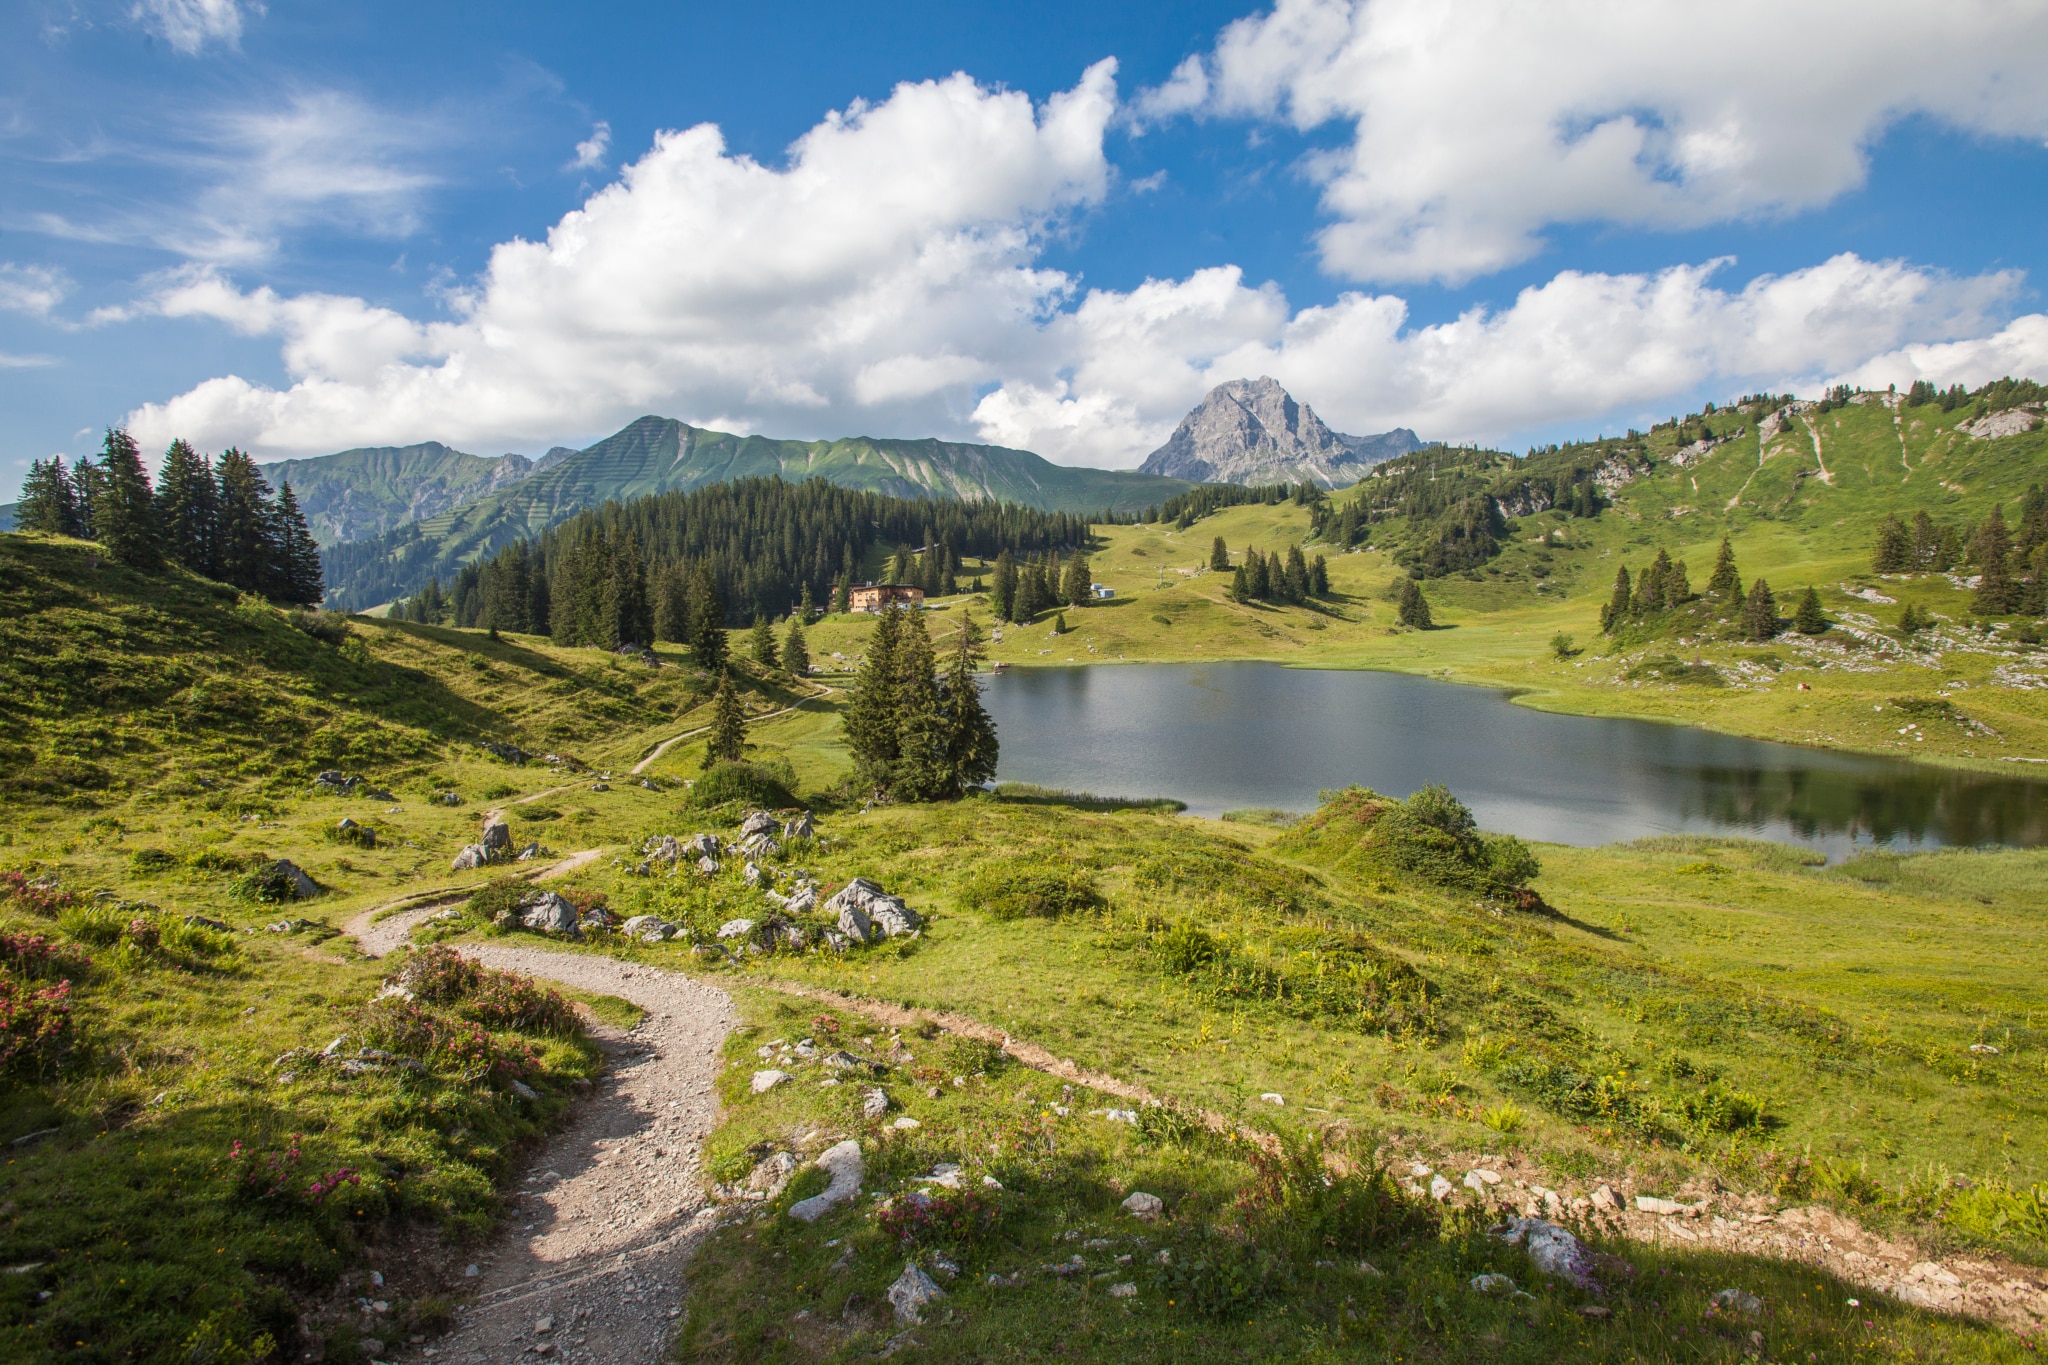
782, 616, 810, 676
1664, 557, 1692, 607
704, 673, 748, 765
91, 429, 159, 568
1210, 536, 1230, 571
1396, 577, 1432, 629
604, 532, 653, 647
69, 454, 105, 537
1898, 603, 1927, 636
1601, 566, 1631, 633
1971, 508, 2020, 614
154, 439, 218, 575
528, 568, 552, 636
1229, 565, 1250, 603
888, 610, 946, 799
991, 550, 1018, 622
1061, 552, 1091, 607
1793, 586, 1828, 634
1632, 551, 1671, 616
1706, 537, 1742, 600
1872, 515, 1913, 573
686, 562, 727, 670
934, 611, 998, 798
1283, 545, 1310, 603
274, 482, 325, 606
750, 615, 779, 669
843, 606, 903, 791
1742, 578, 1780, 640
832, 573, 852, 616
1309, 553, 1330, 597
14, 457, 81, 536
215, 448, 275, 594
799, 582, 815, 621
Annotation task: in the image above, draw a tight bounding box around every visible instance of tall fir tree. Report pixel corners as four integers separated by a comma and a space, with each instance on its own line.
832, 572, 852, 616
274, 482, 326, 606
782, 616, 810, 676
1210, 536, 1230, 571
704, 673, 748, 765
214, 448, 275, 594
1706, 537, 1742, 600
686, 561, 727, 670
750, 615, 779, 669
14, 457, 82, 536
1793, 586, 1828, 634
654, 562, 692, 644
843, 605, 903, 791
91, 429, 160, 569
154, 439, 218, 575
1060, 552, 1091, 607
936, 610, 999, 798
1872, 515, 1913, 573
1601, 565, 1632, 632
1742, 578, 1780, 640
1396, 576, 1432, 629
1309, 553, 1330, 597
887, 609, 946, 799
990, 549, 1018, 622
1971, 508, 2020, 614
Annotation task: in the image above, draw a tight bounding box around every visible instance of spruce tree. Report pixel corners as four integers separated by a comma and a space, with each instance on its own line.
750, 615, 779, 669
215, 448, 275, 594
91, 429, 159, 568
604, 533, 653, 647
1309, 553, 1330, 597
1229, 565, 1250, 603
1061, 553, 1091, 607
1632, 551, 1671, 616
934, 611, 998, 798
832, 573, 852, 616
1872, 515, 1912, 573
155, 439, 219, 575
704, 673, 748, 765
1396, 576, 1432, 629
1793, 586, 1828, 634
1706, 537, 1742, 599
799, 582, 815, 621
274, 482, 325, 606
1664, 557, 1692, 606
69, 455, 105, 537
991, 550, 1018, 622
888, 610, 946, 800
686, 562, 727, 669
1209, 536, 1230, 571
1283, 544, 1310, 602
1742, 578, 1780, 640
843, 605, 903, 791
1971, 508, 2019, 614
783, 616, 810, 676
1601, 567, 1633, 634
14, 457, 81, 536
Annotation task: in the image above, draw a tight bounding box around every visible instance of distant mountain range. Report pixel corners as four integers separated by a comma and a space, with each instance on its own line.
1139, 377, 1425, 488
257, 442, 568, 546
318, 416, 1191, 609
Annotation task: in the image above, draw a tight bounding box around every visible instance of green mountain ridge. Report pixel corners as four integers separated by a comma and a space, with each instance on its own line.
257, 442, 538, 546
320, 415, 1190, 609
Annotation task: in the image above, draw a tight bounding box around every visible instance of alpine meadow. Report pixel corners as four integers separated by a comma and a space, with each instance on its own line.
8, 5, 2048, 1364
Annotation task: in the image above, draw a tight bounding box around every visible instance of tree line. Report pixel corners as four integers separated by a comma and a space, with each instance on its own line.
389, 477, 1087, 650
1601, 537, 1825, 642
13, 431, 323, 604
1872, 487, 2048, 617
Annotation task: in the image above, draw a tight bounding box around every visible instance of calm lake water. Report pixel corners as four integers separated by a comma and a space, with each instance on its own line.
981, 663, 2048, 855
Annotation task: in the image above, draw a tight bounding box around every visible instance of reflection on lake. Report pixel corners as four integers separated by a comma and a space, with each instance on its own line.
981, 663, 2048, 855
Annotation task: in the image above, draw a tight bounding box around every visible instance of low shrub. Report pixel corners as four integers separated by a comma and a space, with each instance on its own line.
1237, 1133, 1438, 1256
285, 609, 351, 645
0, 870, 82, 916
1677, 1079, 1770, 1133
687, 759, 796, 811
0, 970, 73, 1074
130, 848, 181, 874
0, 931, 91, 980
955, 861, 1104, 920
230, 863, 307, 904
393, 945, 484, 1002
1148, 1230, 1281, 1321
876, 1184, 1007, 1250
1275, 784, 1541, 898
461, 972, 579, 1036
464, 877, 530, 923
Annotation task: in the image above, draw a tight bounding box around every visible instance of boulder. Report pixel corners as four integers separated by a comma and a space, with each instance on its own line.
590, 781, 610, 792
480, 820, 512, 852
515, 842, 544, 861
1469, 1273, 1516, 1295
519, 891, 579, 934
861, 1088, 890, 1119
767, 885, 817, 915
823, 878, 921, 938
270, 860, 319, 900
683, 833, 721, 859
696, 855, 720, 875
578, 907, 616, 930
1493, 1217, 1594, 1288
783, 812, 815, 842
746, 1150, 799, 1196
450, 844, 489, 871
788, 1139, 864, 1223
183, 914, 231, 932
742, 862, 765, 887
738, 832, 780, 858
886, 1263, 944, 1326
359, 787, 396, 802
644, 835, 682, 864
835, 901, 876, 944
481, 740, 530, 764
1429, 1175, 1454, 1201
716, 918, 756, 941
739, 810, 779, 840
621, 915, 666, 936
752, 1070, 792, 1094
1121, 1191, 1163, 1219
821, 928, 852, 952
1711, 1288, 1763, 1316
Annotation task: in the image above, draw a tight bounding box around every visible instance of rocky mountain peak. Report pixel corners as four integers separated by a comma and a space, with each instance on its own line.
1137, 376, 1423, 488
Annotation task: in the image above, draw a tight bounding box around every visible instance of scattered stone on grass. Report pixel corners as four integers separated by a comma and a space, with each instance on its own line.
788, 1140, 864, 1223
887, 1263, 944, 1325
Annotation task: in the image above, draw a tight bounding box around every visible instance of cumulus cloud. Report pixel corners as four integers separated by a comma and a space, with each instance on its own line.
1833, 315, 2048, 394
123, 58, 2042, 471
570, 121, 612, 170
133, 0, 249, 55
1146, 0, 2048, 283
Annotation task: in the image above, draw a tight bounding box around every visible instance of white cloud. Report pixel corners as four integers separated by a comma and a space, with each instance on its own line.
132, 0, 249, 55
127, 64, 1121, 455
1147, 0, 2048, 284
570, 121, 612, 170
120, 58, 2044, 474
0, 263, 69, 317
0, 353, 57, 369
1833, 316, 2048, 394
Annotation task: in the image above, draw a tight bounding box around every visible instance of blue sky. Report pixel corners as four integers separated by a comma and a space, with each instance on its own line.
5, 0, 2048, 499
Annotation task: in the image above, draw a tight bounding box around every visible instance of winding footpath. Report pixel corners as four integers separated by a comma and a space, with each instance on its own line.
346, 890, 736, 1365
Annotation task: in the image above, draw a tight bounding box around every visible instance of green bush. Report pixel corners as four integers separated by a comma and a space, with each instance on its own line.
955, 861, 1104, 920
687, 759, 796, 811
464, 878, 531, 925
230, 863, 306, 904
130, 848, 180, 874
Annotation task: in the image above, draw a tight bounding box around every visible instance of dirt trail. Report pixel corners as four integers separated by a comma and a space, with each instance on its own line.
630, 681, 835, 775
343, 906, 736, 1364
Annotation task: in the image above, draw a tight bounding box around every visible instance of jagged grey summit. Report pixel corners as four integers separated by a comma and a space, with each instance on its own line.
1137, 376, 1424, 488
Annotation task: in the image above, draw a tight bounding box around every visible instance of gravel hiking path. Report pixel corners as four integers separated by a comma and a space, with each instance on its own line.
630, 681, 835, 774
342, 908, 737, 1364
